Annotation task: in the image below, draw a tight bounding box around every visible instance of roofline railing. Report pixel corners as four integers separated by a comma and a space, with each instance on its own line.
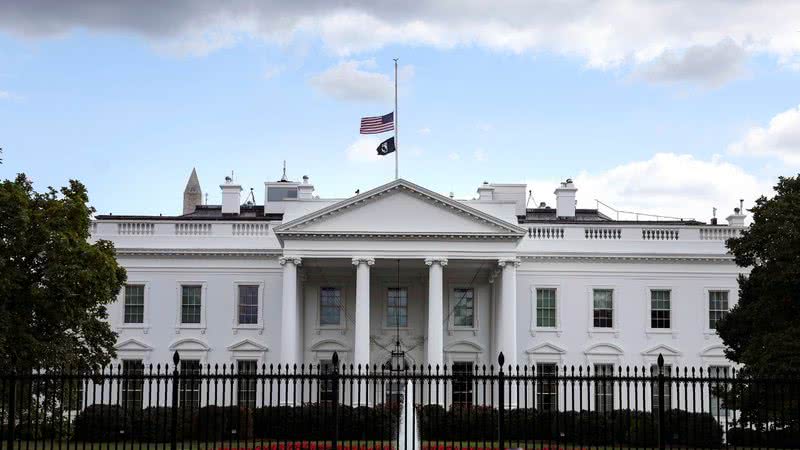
594, 199, 695, 222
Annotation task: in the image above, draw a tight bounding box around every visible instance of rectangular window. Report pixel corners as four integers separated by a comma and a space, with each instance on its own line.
536, 363, 558, 412
124, 284, 145, 324
452, 362, 474, 405
237, 360, 257, 409
593, 289, 614, 328
536, 288, 557, 328
708, 291, 730, 329
319, 359, 336, 403
179, 359, 202, 408
452, 288, 475, 328
181, 285, 202, 324
651, 364, 672, 410
121, 359, 144, 410
594, 363, 614, 412
67, 378, 84, 410
709, 366, 730, 416
319, 287, 342, 326
387, 288, 408, 328
237, 285, 259, 325
650, 289, 671, 329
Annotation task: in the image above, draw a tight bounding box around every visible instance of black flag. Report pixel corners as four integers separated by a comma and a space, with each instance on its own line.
376, 137, 396, 156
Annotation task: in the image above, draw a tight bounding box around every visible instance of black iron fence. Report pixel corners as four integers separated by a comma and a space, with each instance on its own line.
1, 352, 799, 450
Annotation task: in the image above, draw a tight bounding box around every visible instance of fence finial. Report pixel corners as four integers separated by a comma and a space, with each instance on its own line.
498, 352, 505, 367
332, 351, 339, 367
657, 353, 664, 371
172, 351, 180, 366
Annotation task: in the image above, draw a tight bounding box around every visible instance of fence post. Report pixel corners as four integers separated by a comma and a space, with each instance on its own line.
6, 372, 16, 450
657, 353, 665, 450
498, 352, 505, 450
331, 351, 340, 450
171, 351, 180, 450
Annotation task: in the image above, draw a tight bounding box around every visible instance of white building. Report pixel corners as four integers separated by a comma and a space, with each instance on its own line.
92, 171, 747, 383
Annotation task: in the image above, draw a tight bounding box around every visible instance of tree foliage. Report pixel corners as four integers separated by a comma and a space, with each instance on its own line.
0, 174, 125, 371
716, 174, 800, 427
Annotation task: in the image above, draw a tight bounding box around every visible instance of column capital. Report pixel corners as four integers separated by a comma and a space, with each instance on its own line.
352, 257, 375, 266
279, 256, 302, 266
488, 268, 501, 284
424, 257, 448, 267
497, 257, 520, 268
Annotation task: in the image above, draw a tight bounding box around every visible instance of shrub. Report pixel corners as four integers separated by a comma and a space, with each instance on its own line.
663, 409, 723, 447
73, 405, 131, 442
728, 427, 800, 448
193, 406, 253, 440
417, 404, 446, 441
131, 407, 193, 442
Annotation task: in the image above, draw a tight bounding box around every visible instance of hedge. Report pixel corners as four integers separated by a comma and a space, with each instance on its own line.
73, 405, 132, 441
728, 427, 800, 448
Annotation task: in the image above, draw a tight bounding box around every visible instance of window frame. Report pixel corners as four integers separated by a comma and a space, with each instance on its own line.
451, 361, 475, 405
646, 287, 674, 335
232, 281, 265, 333
588, 286, 619, 336
178, 359, 203, 409
448, 285, 479, 332
593, 363, 615, 413
121, 359, 145, 410
118, 282, 150, 331
235, 359, 258, 409
175, 281, 207, 333
530, 284, 562, 336
384, 286, 410, 330
317, 285, 347, 330
650, 363, 673, 411
704, 287, 735, 334
535, 362, 559, 412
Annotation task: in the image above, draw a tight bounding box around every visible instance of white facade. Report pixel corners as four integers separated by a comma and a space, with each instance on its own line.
93, 176, 747, 374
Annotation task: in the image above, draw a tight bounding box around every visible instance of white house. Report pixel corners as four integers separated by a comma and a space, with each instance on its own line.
92, 170, 746, 389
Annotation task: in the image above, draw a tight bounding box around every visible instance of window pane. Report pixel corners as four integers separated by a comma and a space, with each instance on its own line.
238, 285, 259, 325
536, 363, 558, 412
650, 290, 671, 329
709, 366, 730, 416
122, 359, 144, 410
319, 287, 342, 326
453, 288, 475, 327
319, 360, 336, 403
593, 289, 613, 328
651, 364, 672, 410
708, 291, 729, 329
387, 288, 408, 327
594, 364, 614, 412
179, 360, 202, 408
452, 362, 474, 405
237, 360, 257, 409
124, 285, 145, 324
536, 288, 557, 328
181, 285, 202, 324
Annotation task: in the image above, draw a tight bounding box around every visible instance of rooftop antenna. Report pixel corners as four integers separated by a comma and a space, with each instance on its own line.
280, 160, 288, 182
243, 187, 256, 206
739, 199, 744, 212
526, 189, 534, 208
204, 193, 208, 205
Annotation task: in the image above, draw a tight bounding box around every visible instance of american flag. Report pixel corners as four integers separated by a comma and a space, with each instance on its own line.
360, 112, 394, 134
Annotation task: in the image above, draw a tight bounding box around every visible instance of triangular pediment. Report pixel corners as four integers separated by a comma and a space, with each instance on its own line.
445, 340, 484, 353
641, 344, 681, 357
526, 342, 567, 355
585, 343, 624, 356
115, 338, 153, 352
275, 179, 526, 240
699, 344, 726, 357
227, 338, 268, 352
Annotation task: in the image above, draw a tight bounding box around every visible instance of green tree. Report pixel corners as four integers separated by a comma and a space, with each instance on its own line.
0, 174, 125, 371
716, 174, 800, 428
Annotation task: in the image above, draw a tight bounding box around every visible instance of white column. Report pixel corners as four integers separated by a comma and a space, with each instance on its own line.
352, 257, 375, 369
425, 257, 447, 369
279, 256, 302, 366
498, 257, 519, 368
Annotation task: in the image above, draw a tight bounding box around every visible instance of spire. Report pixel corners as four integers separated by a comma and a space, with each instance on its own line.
183, 168, 203, 215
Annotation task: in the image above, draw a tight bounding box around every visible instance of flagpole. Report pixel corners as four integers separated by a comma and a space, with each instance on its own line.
394, 58, 399, 180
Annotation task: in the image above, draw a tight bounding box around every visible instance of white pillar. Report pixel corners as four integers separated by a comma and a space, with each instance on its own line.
425, 257, 447, 370
279, 256, 302, 366
498, 258, 519, 368
352, 257, 374, 369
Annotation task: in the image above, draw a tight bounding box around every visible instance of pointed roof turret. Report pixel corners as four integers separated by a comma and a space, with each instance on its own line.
183, 168, 203, 215
185, 168, 201, 194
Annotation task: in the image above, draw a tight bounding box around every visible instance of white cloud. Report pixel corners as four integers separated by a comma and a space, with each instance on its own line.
448, 152, 461, 161
473, 148, 488, 162
635, 38, 747, 86
527, 153, 770, 221
0, 91, 9, 99
4, 1, 800, 84
262, 65, 283, 80
729, 105, 800, 166
345, 136, 381, 162
418, 127, 431, 135
310, 59, 412, 102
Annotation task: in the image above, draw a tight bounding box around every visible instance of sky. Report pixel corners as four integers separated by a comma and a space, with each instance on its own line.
1, 1, 799, 222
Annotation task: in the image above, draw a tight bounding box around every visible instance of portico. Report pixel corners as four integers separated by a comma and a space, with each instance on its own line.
272, 179, 527, 370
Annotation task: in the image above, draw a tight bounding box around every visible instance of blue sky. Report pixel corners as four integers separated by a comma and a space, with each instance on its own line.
1, 1, 799, 221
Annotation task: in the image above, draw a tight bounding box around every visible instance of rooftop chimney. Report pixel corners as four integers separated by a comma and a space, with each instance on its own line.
554, 178, 577, 218
726, 200, 747, 227
220, 176, 242, 215
298, 175, 315, 199
182, 168, 202, 215
477, 181, 495, 201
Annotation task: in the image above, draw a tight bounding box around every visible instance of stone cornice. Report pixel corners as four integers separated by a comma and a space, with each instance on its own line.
275, 231, 522, 241
115, 248, 281, 257
519, 253, 736, 264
